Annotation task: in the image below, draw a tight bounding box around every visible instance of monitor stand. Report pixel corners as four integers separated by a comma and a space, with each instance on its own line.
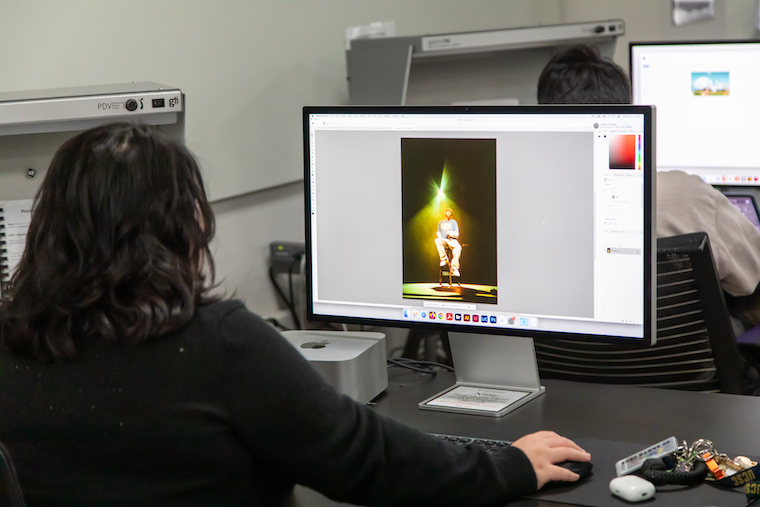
418, 332, 545, 417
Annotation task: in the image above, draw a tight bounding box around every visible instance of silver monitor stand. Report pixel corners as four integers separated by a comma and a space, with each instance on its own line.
419, 332, 545, 417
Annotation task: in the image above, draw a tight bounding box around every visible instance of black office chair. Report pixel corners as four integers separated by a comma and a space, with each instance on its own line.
534, 232, 753, 394
0, 441, 26, 507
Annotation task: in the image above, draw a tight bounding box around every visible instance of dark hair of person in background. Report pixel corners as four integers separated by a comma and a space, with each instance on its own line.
0, 122, 218, 361
537, 44, 632, 104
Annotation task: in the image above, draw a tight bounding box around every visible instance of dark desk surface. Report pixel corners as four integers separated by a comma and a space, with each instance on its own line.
371, 366, 760, 507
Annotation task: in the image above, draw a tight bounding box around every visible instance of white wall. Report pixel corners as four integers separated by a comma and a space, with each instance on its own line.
559, 0, 759, 68
193, 0, 564, 318
0, 0, 562, 319
211, 181, 304, 316
212, 0, 759, 320
1, 0, 756, 320
0, 0, 561, 202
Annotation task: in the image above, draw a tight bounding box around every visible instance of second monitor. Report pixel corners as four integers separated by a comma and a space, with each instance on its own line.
631, 40, 760, 187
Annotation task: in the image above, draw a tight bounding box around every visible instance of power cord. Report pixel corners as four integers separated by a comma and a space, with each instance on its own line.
387, 357, 455, 374
288, 256, 300, 328
264, 317, 289, 331
268, 257, 302, 330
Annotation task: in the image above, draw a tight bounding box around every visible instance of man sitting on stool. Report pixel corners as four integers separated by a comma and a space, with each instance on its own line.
435, 208, 461, 277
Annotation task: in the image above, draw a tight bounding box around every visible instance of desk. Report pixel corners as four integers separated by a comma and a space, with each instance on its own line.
370, 366, 760, 506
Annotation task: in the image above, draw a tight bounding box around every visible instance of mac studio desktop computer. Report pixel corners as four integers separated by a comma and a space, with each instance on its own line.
303, 105, 656, 417
631, 40, 760, 198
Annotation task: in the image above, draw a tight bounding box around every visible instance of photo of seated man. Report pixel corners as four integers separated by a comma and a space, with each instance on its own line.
401, 137, 497, 304
435, 208, 461, 277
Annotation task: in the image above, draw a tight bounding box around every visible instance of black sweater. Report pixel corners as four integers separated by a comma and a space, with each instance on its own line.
0, 300, 537, 506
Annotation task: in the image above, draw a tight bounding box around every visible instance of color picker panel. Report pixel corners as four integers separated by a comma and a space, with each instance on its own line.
609, 134, 636, 170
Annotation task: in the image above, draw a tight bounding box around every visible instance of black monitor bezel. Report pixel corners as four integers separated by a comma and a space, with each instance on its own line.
303, 105, 656, 347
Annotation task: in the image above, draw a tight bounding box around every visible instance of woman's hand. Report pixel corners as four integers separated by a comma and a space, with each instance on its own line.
511, 431, 591, 489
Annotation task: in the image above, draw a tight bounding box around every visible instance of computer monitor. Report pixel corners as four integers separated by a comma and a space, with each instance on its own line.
304, 105, 655, 416
630, 40, 760, 186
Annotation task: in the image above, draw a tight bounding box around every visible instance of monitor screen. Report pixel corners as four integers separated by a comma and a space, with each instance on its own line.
304, 105, 655, 346
726, 194, 760, 234
631, 40, 760, 186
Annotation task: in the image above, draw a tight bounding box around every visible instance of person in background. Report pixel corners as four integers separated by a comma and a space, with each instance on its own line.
537, 44, 760, 331
537, 45, 631, 104
0, 122, 589, 506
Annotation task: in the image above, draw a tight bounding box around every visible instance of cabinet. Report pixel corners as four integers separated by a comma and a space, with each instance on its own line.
0, 82, 184, 201
346, 20, 625, 106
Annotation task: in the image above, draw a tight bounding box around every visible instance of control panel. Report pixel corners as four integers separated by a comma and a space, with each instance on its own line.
0, 85, 183, 127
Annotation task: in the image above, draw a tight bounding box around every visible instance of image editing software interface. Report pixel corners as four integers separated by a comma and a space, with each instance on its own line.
631, 41, 760, 186
305, 106, 655, 348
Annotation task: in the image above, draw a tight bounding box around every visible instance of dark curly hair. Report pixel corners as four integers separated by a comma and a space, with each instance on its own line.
0, 122, 217, 361
537, 44, 631, 105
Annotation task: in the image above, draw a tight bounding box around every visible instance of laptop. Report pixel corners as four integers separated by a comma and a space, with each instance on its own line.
725, 194, 760, 234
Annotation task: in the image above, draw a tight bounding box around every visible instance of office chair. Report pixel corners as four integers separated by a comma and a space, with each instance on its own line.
534, 232, 751, 394
0, 441, 26, 507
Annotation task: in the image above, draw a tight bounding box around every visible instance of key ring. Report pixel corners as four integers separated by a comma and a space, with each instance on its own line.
692, 439, 715, 460
640, 457, 708, 485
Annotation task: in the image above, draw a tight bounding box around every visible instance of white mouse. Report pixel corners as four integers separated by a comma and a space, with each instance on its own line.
609, 475, 655, 502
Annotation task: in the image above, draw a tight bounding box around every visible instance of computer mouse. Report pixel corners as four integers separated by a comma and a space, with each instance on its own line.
543, 460, 593, 488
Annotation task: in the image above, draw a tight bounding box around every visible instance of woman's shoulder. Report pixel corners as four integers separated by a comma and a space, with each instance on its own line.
189, 299, 285, 350
195, 299, 247, 319
193, 299, 268, 331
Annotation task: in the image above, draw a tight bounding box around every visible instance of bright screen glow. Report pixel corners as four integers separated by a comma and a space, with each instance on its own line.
631, 41, 760, 186
304, 106, 654, 344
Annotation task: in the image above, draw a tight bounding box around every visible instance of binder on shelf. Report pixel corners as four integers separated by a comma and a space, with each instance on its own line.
0, 199, 33, 296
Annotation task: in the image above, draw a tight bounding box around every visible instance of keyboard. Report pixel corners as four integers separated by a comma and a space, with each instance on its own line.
432, 433, 512, 454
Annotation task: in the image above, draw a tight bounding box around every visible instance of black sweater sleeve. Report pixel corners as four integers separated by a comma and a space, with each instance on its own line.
216, 304, 537, 506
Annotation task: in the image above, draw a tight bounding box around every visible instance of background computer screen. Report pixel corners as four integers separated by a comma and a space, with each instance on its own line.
631, 40, 760, 186
304, 105, 655, 345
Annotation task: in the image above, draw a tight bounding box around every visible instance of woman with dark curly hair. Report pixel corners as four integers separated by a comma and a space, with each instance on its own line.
0, 122, 588, 506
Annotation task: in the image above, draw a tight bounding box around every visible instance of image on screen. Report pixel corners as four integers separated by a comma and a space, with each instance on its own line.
692, 72, 729, 96
401, 138, 498, 304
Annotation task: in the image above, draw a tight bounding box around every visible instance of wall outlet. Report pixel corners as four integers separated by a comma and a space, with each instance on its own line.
270, 241, 305, 273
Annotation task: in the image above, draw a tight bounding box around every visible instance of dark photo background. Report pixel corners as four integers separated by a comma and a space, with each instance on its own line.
401, 138, 497, 287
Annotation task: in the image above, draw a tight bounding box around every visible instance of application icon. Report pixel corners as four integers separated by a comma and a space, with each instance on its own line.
498, 316, 507, 324
463, 314, 470, 322
481, 315, 488, 323
446, 313, 453, 321
403, 309, 410, 318
508, 317, 515, 325
455, 314, 462, 321
430, 312, 436, 320
520, 318, 529, 326
421, 311, 427, 318
472, 315, 479, 322
489, 316, 497, 324
438, 312, 444, 320
412, 311, 419, 318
